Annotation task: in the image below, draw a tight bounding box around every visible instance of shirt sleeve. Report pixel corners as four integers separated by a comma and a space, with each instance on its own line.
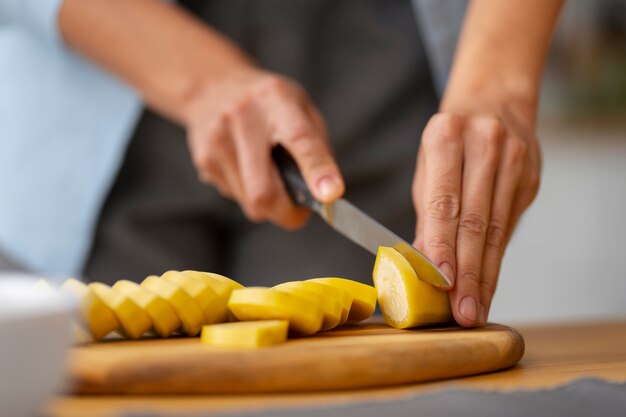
0, 0, 66, 44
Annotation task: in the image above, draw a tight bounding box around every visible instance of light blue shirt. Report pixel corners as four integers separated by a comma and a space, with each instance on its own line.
0, 0, 465, 278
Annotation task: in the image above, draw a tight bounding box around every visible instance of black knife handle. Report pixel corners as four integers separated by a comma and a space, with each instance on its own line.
272, 145, 318, 210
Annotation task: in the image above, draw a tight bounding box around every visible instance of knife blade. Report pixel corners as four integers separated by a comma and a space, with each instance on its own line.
272, 145, 453, 290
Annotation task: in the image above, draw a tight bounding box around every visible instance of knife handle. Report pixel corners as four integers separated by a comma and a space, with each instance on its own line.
272, 145, 319, 211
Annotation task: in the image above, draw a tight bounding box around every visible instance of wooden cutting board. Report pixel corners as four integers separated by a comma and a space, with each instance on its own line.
67, 322, 524, 394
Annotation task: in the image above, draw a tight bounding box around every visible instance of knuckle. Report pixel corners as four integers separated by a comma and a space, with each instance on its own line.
224, 97, 251, 119
508, 138, 529, 165
460, 270, 481, 288
476, 116, 504, 147
248, 183, 277, 210
459, 212, 488, 238
427, 236, 455, 255
258, 75, 293, 97
423, 113, 465, 148
485, 221, 507, 250
191, 147, 213, 171
242, 205, 265, 223
426, 192, 461, 222
285, 121, 315, 145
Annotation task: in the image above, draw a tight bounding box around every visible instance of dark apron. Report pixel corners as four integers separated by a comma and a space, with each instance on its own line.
83, 0, 438, 286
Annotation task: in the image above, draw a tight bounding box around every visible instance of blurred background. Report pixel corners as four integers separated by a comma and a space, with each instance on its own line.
490, 0, 626, 324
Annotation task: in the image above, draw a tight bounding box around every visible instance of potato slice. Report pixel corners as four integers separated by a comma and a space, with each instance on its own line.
228, 288, 323, 336
89, 282, 152, 339
308, 278, 377, 323
112, 280, 181, 337
182, 270, 244, 292
161, 271, 227, 324
181, 271, 235, 304
273, 282, 343, 331
373, 247, 452, 328
141, 275, 205, 336
201, 320, 288, 348
182, 271, 240, 322
61, 278, 119, 340
286, 281, 353, 326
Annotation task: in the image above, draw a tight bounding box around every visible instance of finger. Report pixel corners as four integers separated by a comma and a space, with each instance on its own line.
451, 116, 502, 328
507, 166, 541, 240
189, 117, 244, 202
228, 100, 310, 228
418, 113, 464, 289
412, 146, 426, 251
479, 138, 526, 321
270, 98, 344, 203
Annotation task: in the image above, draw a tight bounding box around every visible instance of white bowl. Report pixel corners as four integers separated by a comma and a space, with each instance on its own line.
0, 274, 75, 417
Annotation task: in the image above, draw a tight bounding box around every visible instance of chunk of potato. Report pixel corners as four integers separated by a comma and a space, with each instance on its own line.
201, 320, 288, 348
61, 278, 119, 340
141, 275, 205, 336
372, 247, 452, 329
308, 278, 377, 323
280, 281, 353, 326
273, 282, 343, 331
228, 288, 323, 336
89, 282, 152, 339
112, 280, 181, 337
162, 271, 227, 324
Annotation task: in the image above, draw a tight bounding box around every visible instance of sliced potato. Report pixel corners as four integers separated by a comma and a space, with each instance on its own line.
161, 271, 227, 324
373, 246, 452, 329
308, 278, 377, 323
201, 320, 288, 348
286, 281, 353, 326
228, 287, 323, 336
89, 282, 152, 339
112, 280, 181, 337
182, 270, 244, 292
273, 282, 343, 331
141, 275, 205, 336
182, 271, 240, 322
61, 278, 119, 340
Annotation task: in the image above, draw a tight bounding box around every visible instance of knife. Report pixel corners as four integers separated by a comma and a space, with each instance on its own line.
272, 145, 453, 290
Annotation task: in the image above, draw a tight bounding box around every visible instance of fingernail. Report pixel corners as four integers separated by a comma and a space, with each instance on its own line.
478, 302, 487, 325
459, 296, 478, 323
318, 176, 340, 201
438, 262, 455, 286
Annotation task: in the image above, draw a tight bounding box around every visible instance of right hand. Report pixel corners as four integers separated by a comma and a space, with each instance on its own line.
184, 68, 344, 229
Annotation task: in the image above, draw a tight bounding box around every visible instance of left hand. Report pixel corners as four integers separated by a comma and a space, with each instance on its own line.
412, 110, 541, 327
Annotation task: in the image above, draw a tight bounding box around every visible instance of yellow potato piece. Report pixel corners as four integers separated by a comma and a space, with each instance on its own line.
287, 281, 353, 326
201, 320, 288, 348
89, 282, 152, 339
182, 271, 240, 322
61, 278, 119, 340
228, 288, 323, 336
180, 271, 235, 305
112, 280, 181, 337
141, 275, 205, 336
182, 270, 244, 292
308, 278, 377, 323
372, 247, 452, 329
162, 271, 227, 324
273, 282, 343, 331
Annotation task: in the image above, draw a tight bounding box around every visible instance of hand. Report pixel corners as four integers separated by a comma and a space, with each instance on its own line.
184, 68, 344, 229
413, 111, 541, 327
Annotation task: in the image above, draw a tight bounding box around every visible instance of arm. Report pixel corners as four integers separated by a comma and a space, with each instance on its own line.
413, 0, 563, 327
59, 0, 344, 228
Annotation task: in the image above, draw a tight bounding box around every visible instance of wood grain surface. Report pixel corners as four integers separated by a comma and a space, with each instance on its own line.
67, 322, 524, 394
47, 320, 626, 417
